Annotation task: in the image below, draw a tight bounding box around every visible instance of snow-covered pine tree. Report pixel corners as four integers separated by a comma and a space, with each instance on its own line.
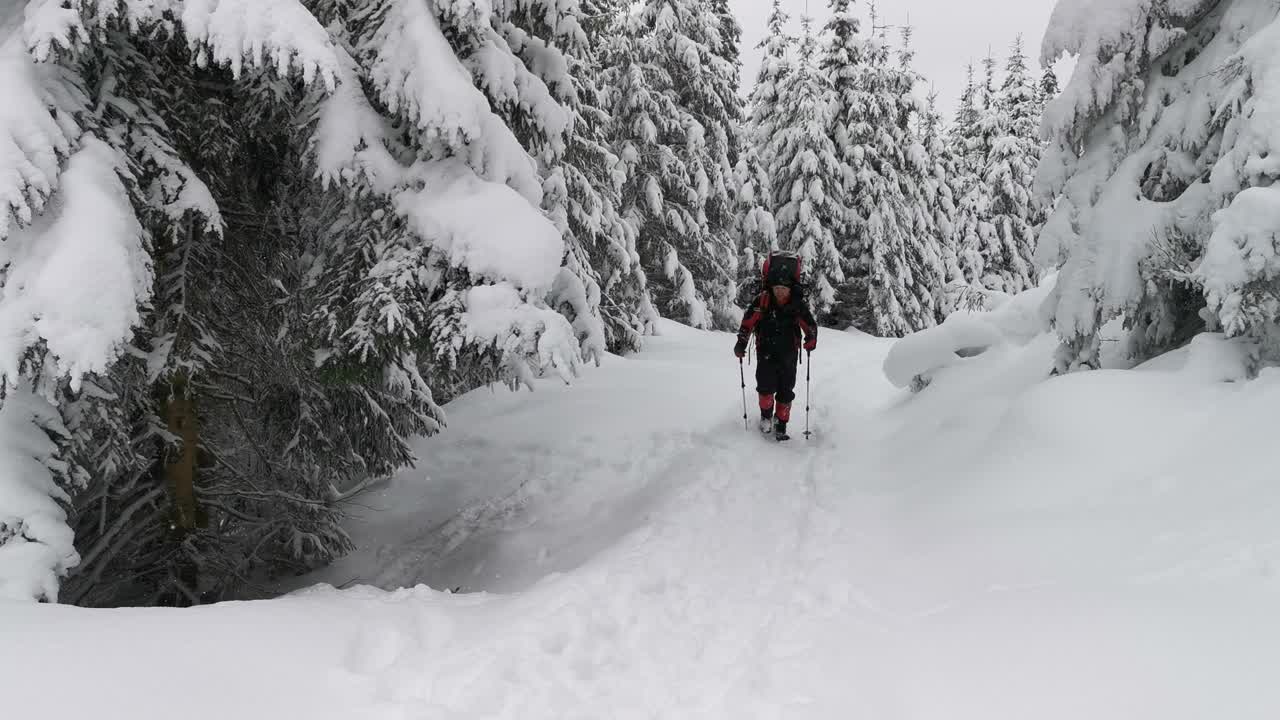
703, 0, 746, 326
490, 0, 652, 356
953, 62, 981, 143
945, 62, 988, 307
951, 54, 1004, 295
736, 0, 788, 303
977, 36, 1040, 295
922, 88, 968, 319
747, 0, 793, 151
577, 0, 658, 351
709, 0, 742, 71
768, 17, 846, 316
892, 25, 947, 329
733, 130, 778, 305
1039, 63, 1060, 108
4, 0, 588, 604
602, 0, 739, 330
1038, 0, 1280, 371
818, 0, 870, 328
827, 3, 939, 336
709, 0, 744, 172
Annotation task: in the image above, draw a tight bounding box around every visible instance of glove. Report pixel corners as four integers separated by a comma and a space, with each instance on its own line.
803, 337, 816, 352
734, 338, 747, 358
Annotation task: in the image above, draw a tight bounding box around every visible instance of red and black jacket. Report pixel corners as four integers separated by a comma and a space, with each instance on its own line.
737, 292, 817, 361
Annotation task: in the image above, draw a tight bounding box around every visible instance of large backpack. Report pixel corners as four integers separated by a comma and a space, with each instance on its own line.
761, 251, 803, 290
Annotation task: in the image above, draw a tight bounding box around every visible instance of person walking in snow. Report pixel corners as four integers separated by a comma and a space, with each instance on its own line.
734, 252, 817, 441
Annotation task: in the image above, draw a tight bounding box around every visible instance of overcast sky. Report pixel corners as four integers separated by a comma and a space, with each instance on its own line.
730, 0, 1074, 119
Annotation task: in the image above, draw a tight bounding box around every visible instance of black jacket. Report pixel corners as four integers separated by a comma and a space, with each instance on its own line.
736, 292, 817, 361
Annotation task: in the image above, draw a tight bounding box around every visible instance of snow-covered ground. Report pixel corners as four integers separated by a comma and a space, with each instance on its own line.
5, 319, 1280, 719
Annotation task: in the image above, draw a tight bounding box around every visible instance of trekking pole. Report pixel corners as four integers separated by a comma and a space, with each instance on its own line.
739, 358, 749, 430
804, 349, 812, 440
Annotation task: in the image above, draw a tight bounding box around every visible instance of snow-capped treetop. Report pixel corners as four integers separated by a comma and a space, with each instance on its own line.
1002, 36, 1039, 131
748, 0, 792, 147
821, 0, 867, 100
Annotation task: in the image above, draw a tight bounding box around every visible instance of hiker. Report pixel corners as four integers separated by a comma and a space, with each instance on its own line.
734, 253, 817, 440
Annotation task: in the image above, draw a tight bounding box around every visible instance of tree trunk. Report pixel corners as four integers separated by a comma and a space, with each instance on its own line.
164, 373, 199, 531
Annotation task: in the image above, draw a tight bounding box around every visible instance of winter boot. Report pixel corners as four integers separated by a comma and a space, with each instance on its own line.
774, 402, 791, 441
758, 395, 775, 434
773, 419, 789, 441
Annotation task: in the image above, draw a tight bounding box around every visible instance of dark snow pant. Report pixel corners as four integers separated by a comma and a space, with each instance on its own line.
756, 353, 798, 422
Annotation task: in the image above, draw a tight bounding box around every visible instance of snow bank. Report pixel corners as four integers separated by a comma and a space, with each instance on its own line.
1134, 331, 1254, 382
883, 277, 1054, 389
883, 314, 1005, 389
0, 584, 471, 719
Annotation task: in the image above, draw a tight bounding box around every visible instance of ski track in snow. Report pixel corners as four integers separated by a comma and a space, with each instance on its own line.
280, 323, 920, 716
283, 321, 1280, 718
6, 320, 1280, 719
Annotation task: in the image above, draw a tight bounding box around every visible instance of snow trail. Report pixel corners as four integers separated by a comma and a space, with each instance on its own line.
6, 319, 1280, 719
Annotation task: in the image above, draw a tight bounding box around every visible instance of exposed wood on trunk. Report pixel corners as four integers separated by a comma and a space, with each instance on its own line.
164, 373, 200, 531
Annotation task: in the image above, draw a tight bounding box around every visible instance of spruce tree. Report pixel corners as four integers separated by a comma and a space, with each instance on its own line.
922, 89, 968, 318
747, 0, 793, 152
738, 0, 789, 302
768, 17, 847, 315
733, 135, 778, 304
819, 0, 871, 329
703, 0, 746, 325
503, 0, 653, 354
980, 36, 1041, 294
5, 0, 590, 605
951, 56, 1001, 293
1040, 64, 1060, 106
709, 0, 745, 170
602, 0, 739, 329
892, 25, 946, 329
825, 4, 938, 336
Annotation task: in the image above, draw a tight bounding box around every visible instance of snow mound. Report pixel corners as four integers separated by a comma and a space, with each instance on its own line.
883, 276, 1054, 389
1134, 332, 1254, 382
